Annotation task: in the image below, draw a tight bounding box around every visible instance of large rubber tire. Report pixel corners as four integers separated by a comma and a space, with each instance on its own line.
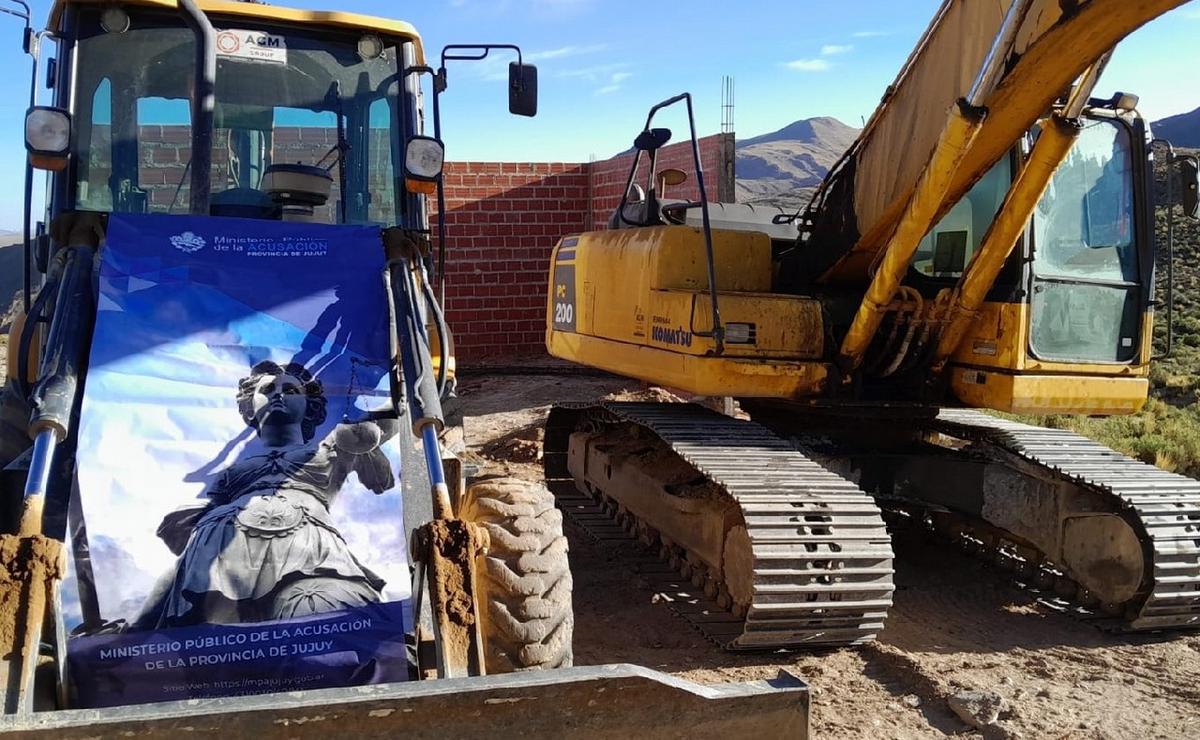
459, 477, 573, 673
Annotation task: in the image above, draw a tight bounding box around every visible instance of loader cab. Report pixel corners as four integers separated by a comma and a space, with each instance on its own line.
38, 1, 428, 229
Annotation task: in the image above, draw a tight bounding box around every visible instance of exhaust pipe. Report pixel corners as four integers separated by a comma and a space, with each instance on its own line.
178, 0, 216, 216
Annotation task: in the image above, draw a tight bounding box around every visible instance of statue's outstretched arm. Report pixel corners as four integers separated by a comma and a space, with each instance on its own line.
333, 419, 399, 494
333, 416, 401, 454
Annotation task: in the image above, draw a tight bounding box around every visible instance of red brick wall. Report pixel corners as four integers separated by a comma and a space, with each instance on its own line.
438, 134, 734, 361
434, 162, 590, 361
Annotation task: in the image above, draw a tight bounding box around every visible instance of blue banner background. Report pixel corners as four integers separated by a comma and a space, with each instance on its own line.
69, 214, 410, 707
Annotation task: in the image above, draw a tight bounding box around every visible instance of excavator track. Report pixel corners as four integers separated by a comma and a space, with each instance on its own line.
545, 401, 894, 650
929, 409, 1200, 631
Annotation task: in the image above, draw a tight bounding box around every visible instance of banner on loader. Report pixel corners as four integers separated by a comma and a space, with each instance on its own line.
67, 214, 410, 708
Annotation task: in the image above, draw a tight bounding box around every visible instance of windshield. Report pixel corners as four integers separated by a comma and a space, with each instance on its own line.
911, 155, 1012, 279
1032, 118, 1138, 283
71, 10, 407, 226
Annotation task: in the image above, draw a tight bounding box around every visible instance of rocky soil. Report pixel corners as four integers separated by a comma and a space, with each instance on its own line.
460, 372, 1200, 739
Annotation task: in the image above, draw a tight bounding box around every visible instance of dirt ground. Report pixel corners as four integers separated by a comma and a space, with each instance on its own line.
459, 372, 1200, 740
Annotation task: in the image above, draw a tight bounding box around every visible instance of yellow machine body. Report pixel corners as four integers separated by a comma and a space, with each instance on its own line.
546, 227, 1154, 415
545, 227, 830, 398
545, 0, 1179, 420
945, 303, 1152, 415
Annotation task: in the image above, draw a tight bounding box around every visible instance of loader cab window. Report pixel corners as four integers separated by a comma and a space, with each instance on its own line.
1029, 118, 1141, 364
77, 78, 114, 211
70, 10, 408, 226
911, 155, 1012, 278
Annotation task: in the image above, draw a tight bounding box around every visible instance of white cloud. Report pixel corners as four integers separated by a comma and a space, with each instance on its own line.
476, 43, 606, 81
853, 30, 891, 38
786, 58, 831, 72
596, 71, 633, 95
558, 62, 629, 81
821, 44, 854, 56
527, 43, 607, 62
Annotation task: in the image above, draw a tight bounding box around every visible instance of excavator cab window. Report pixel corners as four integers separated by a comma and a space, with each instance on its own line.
1029, 117, 1141, 363
911, 155, 1012, 279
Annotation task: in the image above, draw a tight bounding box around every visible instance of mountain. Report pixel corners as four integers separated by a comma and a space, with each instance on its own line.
1153, 107, 1200, 149
735, 116, 860, 208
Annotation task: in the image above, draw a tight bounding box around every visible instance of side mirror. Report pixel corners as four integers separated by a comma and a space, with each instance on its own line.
508, 63, 538, 117
25, 106, 71, 171
634, 128, 672, 152
1179, 155, 1199, 221
404, 135, 445, 195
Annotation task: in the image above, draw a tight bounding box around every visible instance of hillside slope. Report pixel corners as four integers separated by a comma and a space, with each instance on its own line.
735, 117, 859, 208
1153, 107, 1200, 149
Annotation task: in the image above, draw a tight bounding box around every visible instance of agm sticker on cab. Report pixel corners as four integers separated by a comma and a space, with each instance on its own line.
216, 29, 288, 64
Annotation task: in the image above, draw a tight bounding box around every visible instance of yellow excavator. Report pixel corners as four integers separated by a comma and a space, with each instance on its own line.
545, 0, 1200, 649
0, 0, 809, 736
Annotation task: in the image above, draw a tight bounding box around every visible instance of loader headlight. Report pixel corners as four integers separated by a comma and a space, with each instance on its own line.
25, 107, 71, 171
405, 136, 445, 195
405, 136, 445, 181
100, 6, 131, 34
357, 34, 385, 61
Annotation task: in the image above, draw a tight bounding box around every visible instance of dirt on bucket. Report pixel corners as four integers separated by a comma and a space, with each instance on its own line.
0, 534, 64, 658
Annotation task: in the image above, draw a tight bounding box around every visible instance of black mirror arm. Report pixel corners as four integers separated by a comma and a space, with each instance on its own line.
4, 0, 39, 313
439, 44, 524, 91
425, 45, 528, 301
642, 94, 689, 131
0, 1, 30, 25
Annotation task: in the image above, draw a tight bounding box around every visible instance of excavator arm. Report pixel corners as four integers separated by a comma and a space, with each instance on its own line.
803, 0, 1190, 373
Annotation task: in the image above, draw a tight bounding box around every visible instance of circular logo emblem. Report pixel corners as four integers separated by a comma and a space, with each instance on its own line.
170, 232, 206, 253
216, 31, 240, 55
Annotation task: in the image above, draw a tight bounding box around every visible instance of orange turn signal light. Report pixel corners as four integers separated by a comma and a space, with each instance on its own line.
406, 178, 437, 195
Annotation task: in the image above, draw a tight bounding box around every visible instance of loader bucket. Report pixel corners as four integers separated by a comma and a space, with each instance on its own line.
0, 534, 63, 714
0, 664, 809, 739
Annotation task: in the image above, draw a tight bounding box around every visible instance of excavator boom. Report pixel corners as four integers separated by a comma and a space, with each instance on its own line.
808, 0, 1190, 285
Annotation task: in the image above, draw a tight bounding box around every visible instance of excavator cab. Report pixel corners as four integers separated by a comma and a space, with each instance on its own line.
0, 1, 809, 735
920, 104, 1161, 414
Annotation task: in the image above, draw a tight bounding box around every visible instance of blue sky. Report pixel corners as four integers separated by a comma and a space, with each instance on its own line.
0, 0, 1198, 229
